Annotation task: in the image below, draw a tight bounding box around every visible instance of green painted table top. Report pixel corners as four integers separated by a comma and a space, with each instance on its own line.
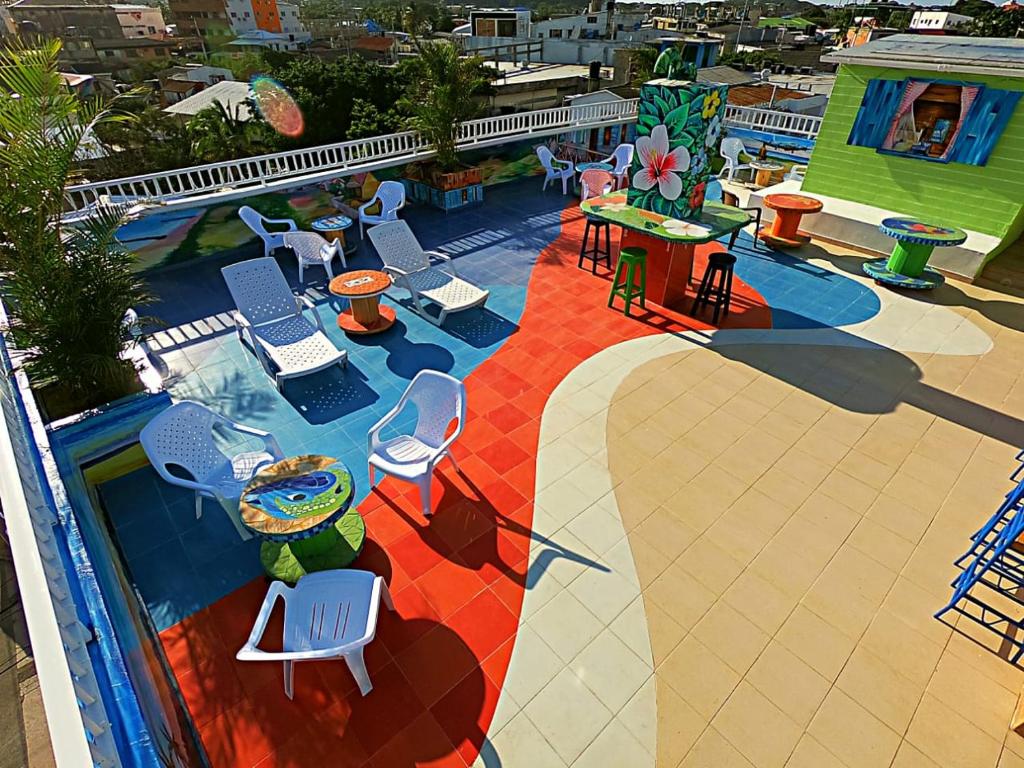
580, 191, 750, 244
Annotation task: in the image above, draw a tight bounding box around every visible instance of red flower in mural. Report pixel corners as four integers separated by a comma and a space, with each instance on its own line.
689, 181, 706, 209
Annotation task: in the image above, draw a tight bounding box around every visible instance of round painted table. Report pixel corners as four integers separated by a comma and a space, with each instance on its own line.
329, 269, 396, 335
311, 214, 356, 256
750, 160, 783, 188
758, 193, 823, 248
577, 162, 614, 173
240, 455, 365, 583
863, 217, 967, 290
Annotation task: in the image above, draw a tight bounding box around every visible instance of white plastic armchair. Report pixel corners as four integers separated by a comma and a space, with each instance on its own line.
785, 164, 808, 182
535, 145, 575, 194
367, 220, 489, 326
139, 400, 284, 540
238, 205, 298, 257
222, 257, 347, 391
718, 137, 755, 182
367, 369, 465, 517
357, 180, 406, 238
236, 570, 394, 698
601, 143, 634, 189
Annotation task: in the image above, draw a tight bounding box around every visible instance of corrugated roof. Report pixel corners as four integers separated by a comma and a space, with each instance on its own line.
726, 84, 815, 107
163, 80, 252, 120
354, 35, 396, 51
823, 34, 1024, 75
697, 65, 756, 86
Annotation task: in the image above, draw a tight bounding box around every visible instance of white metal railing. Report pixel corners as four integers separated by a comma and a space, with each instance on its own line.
65, 99, 639, 217
65, 99, 819, 217
0, 305, 120, 768
722, 104, 822, 139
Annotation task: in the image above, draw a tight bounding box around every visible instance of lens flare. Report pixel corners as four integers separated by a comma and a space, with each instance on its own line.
251, 76, 304, 138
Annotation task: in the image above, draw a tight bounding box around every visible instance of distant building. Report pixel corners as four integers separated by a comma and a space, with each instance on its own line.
163, 79, 252, 120
168, 0, 308, 47
9, 0, 165, 40
469, 8, 530, 38
909, 11, 973, 35
158, 63, 233, 105
92, 36, 176, 61
167, 0, 232, 39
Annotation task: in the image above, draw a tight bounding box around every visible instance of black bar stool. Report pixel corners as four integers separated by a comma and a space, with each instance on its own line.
579, 217, 612, 273
690, 251, 736, 325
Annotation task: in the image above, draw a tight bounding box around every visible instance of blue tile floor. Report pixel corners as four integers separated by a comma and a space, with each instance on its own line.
97, 176, 883, 631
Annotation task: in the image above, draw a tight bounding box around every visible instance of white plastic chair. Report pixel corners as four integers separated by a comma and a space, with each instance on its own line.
282, 231, 344, 283
535, 145, 575, 194
368, 370, 465, 517
367, 220, 489, 326
600, 143, 634, 189
239, 206, 298, 257
139, 400, 284, 540
785, 164, 808, 182
718, 137, 754, 182
222, 257, 347, 391
236, 570, 394, 698
357, 180, 406, 238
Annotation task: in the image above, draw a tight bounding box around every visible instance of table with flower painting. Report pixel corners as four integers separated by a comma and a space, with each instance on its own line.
580, 190, 751, 310
758, 193, 823, 249
863, 217, 967, 290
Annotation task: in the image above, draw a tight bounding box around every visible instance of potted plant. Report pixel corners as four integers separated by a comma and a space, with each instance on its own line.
0, 39, 154, 420
401, 41, 493, 211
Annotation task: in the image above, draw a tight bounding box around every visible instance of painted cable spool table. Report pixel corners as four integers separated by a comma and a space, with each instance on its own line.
311, 214, 357, 256
580, 191, 751, 311
240, 455, 365, 583
329, 269, 396, 335
863, 217, 967, 290
758, 193, 824, 249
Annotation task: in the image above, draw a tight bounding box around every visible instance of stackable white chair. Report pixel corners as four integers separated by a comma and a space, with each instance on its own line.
367, 370, 465, 517
222, 257, 347, 391
237, 570, 394, 698
357, 180, 406, 238
601, 143, 634, 189
535, 145, 575, 194
282, 231, 344, 283
238, 205, 297, 257
785, 164, 808, 182
139, 400, 283, 540
718, 137, 755, 182
367, 220, 488, 326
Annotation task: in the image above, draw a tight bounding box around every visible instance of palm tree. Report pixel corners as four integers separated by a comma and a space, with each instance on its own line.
403, 41, 492, 171
0, 39, 152, 412
187, 99, 270, 162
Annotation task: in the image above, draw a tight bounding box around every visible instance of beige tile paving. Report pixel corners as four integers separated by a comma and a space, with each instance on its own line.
603, 276, 1024, 768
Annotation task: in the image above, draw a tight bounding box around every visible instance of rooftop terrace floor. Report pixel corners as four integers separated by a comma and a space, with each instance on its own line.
98, 177, 1024, 767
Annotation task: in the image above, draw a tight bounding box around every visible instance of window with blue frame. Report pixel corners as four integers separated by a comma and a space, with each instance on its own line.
847, 77, 1021, 166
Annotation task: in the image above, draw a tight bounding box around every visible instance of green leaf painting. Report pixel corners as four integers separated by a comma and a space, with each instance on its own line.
628, 81, 729, 221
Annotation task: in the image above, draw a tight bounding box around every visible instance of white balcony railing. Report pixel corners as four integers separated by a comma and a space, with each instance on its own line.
722, 104, 823, 140
65, 100, 819, 218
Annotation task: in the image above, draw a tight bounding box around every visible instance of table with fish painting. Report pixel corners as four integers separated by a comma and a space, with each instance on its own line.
240, 455, 364, 583
863, 217, 968, 290
580, 190, 751, 310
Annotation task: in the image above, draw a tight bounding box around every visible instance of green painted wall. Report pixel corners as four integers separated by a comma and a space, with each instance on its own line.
803, 64, 1024, 244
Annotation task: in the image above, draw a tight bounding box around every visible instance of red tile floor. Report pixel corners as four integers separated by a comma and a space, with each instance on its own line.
159, 203, 772, 768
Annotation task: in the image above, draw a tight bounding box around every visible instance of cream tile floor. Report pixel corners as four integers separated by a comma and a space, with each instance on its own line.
477, 246, 1024, 768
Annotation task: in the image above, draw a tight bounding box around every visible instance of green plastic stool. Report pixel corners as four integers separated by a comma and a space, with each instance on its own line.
608, 246, 647, 316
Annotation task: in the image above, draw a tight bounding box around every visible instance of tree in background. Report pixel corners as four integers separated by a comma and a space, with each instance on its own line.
93, 102, 193, 177
953, 0, 999, 17
628, 47, 658, 87
968, 6, 1024, 36
187, 99, 275, 161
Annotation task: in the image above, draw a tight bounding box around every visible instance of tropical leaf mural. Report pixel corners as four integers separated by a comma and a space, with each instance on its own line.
627, 81, 729, 221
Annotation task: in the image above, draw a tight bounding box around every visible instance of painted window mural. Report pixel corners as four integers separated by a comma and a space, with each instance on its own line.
847, 77, 1022, 166
628, 80, 728, 220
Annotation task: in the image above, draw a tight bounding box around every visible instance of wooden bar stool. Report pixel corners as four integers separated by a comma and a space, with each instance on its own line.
690, 251, 736, 325
608, 246, 647, 317
579, 217, 612, 273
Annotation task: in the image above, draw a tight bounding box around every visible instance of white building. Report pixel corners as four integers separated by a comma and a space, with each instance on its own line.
909, 11, 973, 34
469, 8, 530, 38
533, 0, 646, 42
112, 3, 165, 37
224, 0, 310, 48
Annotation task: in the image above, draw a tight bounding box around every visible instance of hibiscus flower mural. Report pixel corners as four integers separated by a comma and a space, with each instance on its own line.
633, 124, 691, 201
628, 81, 730, 220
